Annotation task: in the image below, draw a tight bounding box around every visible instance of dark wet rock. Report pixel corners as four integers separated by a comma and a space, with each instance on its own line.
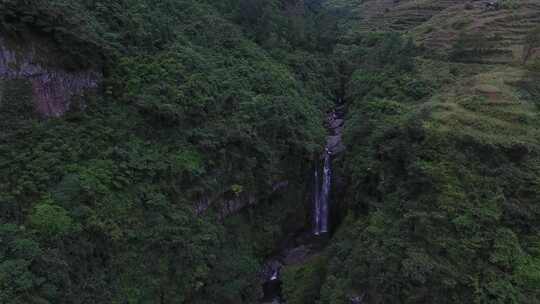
261, 260, 283, 282
260, 259, 284, 303
195, 192, 256, 218
350, 293, 366, 304
195, 180, 288, 217
327, 135, 346, 154
329, 118, 344, 129
282, 245, 310, 265
221, 193, 257, 218
326, 108, 345, 155
272, 181, 289, 192
327, 135, 340, 149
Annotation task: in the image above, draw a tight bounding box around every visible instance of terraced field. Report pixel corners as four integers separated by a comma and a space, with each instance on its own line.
335, 0, 540, 64
414, 0, 540, 63
424, 62, 540, 148
331, 0, 540, 152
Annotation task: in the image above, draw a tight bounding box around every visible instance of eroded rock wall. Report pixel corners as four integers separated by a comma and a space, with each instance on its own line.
0, 37, 101, 117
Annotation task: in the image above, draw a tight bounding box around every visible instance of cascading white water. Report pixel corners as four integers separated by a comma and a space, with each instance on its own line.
313, 149, 332, 235
261, 262, 282, 303
270, 270, 279, 281
313, 167, 321, 235
319, 150, 332, 233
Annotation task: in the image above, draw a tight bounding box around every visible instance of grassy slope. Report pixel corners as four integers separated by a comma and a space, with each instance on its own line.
311, 1, 540, 303
400, 1, 540, 156
381, 1, 540, 155
334, 0, 540, 63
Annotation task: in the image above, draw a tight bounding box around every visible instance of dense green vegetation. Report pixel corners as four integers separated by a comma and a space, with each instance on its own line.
319, 35, 540, 303
0, 1, 334, 303
1, 1, 539, 304
278, 19, 540, 304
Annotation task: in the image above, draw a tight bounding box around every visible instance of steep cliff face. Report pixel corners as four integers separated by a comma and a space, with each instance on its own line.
0, 37, 101, 117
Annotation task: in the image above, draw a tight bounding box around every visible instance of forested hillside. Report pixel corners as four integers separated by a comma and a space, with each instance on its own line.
0, 1, 539, 304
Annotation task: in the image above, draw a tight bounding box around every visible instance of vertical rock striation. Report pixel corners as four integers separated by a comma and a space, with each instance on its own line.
0, 37, 101, 117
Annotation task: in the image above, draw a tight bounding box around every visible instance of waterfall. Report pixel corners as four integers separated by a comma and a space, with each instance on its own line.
260, 103, 344, 303
313, 166, 321, 234
313, 102, 344, 236
320, 150, 332, 234
313, 149, 332, 235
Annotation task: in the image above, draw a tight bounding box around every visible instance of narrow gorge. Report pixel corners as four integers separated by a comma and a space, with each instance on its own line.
1, 1, 540, 304
260, 100, 346, 303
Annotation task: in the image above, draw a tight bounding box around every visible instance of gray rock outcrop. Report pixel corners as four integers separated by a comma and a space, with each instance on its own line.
0, 37, 101, 117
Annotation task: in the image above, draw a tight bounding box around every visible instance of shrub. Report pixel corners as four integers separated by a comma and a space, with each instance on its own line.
282, 255, 327, 304
29, 198, 74, 239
